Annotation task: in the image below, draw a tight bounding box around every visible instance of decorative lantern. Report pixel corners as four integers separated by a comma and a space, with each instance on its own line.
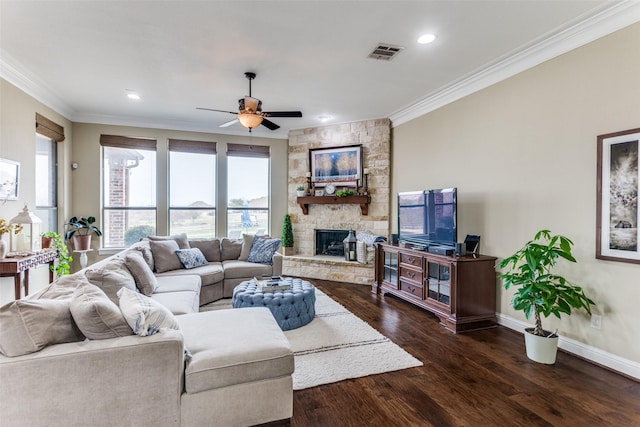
343, 229, 357, 262
10, 205, 42, 252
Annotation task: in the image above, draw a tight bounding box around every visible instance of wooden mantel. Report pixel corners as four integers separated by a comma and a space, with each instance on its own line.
297, 195, 372, 215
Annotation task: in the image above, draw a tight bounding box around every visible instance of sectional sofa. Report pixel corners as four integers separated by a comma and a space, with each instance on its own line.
0, 234, 293, 427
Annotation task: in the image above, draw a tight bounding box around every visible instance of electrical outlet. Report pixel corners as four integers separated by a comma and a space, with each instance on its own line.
590, 314, 602, 329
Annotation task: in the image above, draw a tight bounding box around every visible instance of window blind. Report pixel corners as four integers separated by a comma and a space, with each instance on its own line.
35, 113, 65, 142
226, 143, 270, 158
99, 134, 157, 150
168, 139, 216, 154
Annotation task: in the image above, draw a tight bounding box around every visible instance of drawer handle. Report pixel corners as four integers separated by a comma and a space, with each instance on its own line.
407, 257, 415, 264
407, 271, 415, 279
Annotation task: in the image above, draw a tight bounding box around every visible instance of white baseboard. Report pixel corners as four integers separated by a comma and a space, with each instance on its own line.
496, 313, 640, 381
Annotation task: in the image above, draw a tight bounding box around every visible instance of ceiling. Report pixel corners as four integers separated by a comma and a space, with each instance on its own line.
1, 1, 637, 139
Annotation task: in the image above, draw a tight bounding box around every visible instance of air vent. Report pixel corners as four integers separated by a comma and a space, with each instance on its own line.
368, 43, 404, 61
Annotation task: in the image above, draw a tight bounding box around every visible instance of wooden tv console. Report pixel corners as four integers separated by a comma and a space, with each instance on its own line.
373, 243, 498, 333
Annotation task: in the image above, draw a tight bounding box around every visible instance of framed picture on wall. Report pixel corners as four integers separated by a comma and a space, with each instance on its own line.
596, 127, 640, 263
309, 144, 362, 188
0, 158, 19, 201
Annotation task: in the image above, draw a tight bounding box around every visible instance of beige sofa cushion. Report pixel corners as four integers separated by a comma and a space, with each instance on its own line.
85, 258, 137, 304
155, 262, 223, 287
70, 281, 132, 339
117, 287, 181, 336
0, 298, 83, 357
221, 238, 243, 260
177, 307, 294, 393
124, 250, 158, 295
148, 233, 190, 249
149, 239, 183, 273
189, 238, 221, 262
238, 233, 256, 261
222, 260, 273, 279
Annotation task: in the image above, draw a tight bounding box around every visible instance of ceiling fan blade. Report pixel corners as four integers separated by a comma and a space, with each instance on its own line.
196, 107, 238, 115
263, 111, 303, 118
219, 118, 238, 128
261, 118, 280, 131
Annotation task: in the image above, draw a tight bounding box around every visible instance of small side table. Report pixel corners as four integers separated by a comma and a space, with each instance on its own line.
73, 249, 93, 269
0, 250, 57, 300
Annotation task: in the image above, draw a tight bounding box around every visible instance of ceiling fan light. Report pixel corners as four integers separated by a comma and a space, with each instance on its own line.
238, 113, 263, 129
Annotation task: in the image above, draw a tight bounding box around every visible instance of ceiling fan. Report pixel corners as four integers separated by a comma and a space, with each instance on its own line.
197, 72, 303, 132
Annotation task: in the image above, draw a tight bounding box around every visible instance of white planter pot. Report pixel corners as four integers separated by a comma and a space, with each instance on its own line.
296, 191, 306, 197
524, 327, 559, 364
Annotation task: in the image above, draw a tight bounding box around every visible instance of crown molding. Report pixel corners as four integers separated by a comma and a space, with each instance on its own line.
389, 1, 640, 127
0, 49, 75, 119
496, 313, 640, 380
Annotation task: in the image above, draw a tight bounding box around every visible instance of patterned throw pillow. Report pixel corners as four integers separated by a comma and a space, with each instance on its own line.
175, 248, 208, 269
247, 238, 281, 265
117, 287, 180, 337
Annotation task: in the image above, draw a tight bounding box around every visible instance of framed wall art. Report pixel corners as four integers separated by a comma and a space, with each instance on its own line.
309, 144, 362, 188
596, 127, 640, 263
0, 158, 19, 201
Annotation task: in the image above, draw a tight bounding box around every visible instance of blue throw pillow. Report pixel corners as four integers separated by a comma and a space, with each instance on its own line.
175, 248, 208, 269
247, 238, 281, 265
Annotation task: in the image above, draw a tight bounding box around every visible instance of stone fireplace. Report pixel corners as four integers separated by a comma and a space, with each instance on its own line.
283, 119, 391, 285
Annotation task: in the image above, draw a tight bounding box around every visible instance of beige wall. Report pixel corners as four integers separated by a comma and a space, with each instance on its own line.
0, 79, 74, 305
392, 23, 640, 362
71, 122, 288, 267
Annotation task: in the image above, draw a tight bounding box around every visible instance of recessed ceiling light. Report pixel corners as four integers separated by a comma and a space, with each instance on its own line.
127, 93, 141, 100
417, 34, 436, 44
318, 115, 332, 122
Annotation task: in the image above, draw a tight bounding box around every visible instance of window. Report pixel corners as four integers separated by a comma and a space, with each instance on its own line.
101, 135, 157, 248
227, 144, 270, 237
169, 139, 216, 238
35, 134, 57, 232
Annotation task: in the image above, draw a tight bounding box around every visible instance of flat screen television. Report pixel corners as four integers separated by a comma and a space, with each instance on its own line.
398, 188, 457, 248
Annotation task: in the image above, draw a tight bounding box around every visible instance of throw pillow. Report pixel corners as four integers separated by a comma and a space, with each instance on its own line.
124, 251, 158, 295
117, 287, 180, 337
220, 238, 243, 260
70, 281, 132, 339
85, 259, 138, 304
148, 233, 190, 249
238, 233, 256, 261
247, 238, 281, 265
129, 240, 155, 271
189, 238, 221, 262
149, 239, 183, 273
175, 248, 208, 269
0, 298, 84, 357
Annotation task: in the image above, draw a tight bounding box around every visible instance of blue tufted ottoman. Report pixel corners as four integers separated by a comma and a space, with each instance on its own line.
231, 278, 316, 331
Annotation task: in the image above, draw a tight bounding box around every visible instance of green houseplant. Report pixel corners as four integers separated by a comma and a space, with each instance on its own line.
41, 231, 72, 277
296, 185, 306, 197
498, 229, 595, 363
281, 214, 294, 256
65, 216, 102, 251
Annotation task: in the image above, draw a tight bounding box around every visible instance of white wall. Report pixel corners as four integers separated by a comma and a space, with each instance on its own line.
392, 23, 640, 364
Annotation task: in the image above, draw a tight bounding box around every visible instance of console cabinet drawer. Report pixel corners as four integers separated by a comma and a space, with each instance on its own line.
400, 280, 423, 299
400, 253, 422, 268
399, 266, 421, 282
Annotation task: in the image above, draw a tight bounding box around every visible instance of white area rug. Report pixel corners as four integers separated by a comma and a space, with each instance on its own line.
202, 289, 423, 390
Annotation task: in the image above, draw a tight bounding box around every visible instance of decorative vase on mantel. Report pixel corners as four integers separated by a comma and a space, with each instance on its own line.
0, 235, 7, 259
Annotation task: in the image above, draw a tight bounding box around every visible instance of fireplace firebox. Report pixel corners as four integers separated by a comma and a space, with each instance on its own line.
315, 229, 349, 257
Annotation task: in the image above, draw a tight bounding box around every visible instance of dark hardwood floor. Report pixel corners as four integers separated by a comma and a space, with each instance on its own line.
286, 279, 640, 427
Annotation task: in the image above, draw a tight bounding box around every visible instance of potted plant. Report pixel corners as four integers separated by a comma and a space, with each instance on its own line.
281, 213, 294, 256
65, 216, 102, 251
296, 185, 306, 197
42, 231, 72, 277
498, 229, 595, 364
